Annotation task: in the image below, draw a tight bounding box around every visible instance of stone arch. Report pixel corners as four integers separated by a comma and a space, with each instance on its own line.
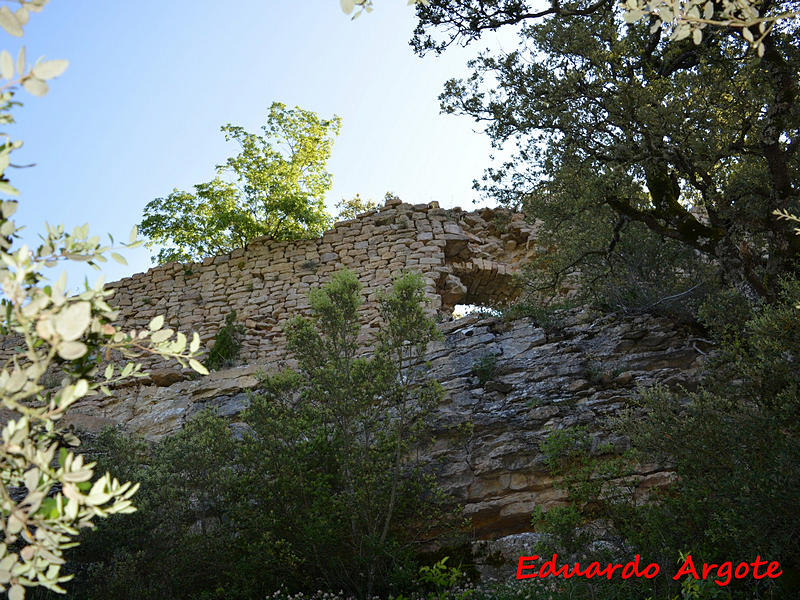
437, 259, 522, 316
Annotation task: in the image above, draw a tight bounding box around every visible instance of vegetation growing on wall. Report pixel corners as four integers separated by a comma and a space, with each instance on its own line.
205, 310, 245, 371
54, 270, 456, 600
335, 193, 380, 220
139, 103, 341, 264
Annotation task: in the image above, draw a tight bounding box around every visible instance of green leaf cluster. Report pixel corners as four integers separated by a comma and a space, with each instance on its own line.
415, 0, 800, 304
335, 193, 379, 221
0, 189, 208, 600
139, 102, 341, 264
59, 271, 456, 600
205, 310, 245, 371
275, 270, 448, 597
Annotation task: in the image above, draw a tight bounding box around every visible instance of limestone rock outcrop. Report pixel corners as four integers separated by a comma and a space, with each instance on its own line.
1, 200, 704, 576
64, 308, 703, 544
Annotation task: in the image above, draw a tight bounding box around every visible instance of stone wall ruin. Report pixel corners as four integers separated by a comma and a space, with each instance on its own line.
105, 198, 539, 366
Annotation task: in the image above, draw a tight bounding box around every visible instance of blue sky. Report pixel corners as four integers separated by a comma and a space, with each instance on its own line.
7, 1, 508, 282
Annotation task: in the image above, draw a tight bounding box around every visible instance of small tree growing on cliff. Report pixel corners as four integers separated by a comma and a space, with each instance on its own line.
335, 193, 379, 220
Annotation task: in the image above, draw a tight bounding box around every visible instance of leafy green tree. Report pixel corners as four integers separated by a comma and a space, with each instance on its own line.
246, 270, 446, 598
63, 271, 452, 600
412, 0, 799, 304
410, 10, 799, 595
69, 415, 246, 600
0, 5, 208, 598
139, 102, 341, 264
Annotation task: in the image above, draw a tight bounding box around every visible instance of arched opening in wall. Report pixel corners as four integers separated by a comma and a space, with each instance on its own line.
437, 260, 523, 319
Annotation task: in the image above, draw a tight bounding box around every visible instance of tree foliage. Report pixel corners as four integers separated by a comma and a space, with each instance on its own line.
139, 102, 341, 264
622, 0, 799, 56
335, 193, 379, 220
262, 269, 446, 598
62, 271, 452, 600
63, 414, 243, 600
413, 0, 799, 304
205, 310, 245, 371
525, 281, 800, 597
0, 6, 208, 598
621, 281, 800, 592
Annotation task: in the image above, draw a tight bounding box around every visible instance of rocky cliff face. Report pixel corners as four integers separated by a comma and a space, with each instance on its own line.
0, 199, 709, 580
64, 307, 703, 557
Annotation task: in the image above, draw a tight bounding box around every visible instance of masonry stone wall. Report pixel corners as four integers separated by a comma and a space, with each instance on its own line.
103, 198, 537, 367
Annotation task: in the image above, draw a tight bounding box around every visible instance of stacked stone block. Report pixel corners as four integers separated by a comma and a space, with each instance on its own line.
96, 200, 538, 367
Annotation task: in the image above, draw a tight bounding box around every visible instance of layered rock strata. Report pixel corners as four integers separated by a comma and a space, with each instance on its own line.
64, 308, 703, 548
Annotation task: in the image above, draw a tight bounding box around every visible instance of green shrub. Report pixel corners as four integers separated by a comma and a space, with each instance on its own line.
417, 557, 466, 600
58, 271, 457, 600
526, 279, 800, 599
62, 414, 243, 600
471, 353, 498, 386
618, 283, 800, 594
206, 310, 245, 370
